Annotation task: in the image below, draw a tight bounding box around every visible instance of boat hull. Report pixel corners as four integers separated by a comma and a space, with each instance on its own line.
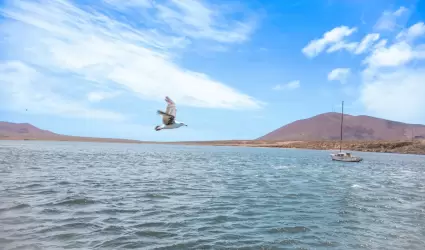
331, 155, 363, 162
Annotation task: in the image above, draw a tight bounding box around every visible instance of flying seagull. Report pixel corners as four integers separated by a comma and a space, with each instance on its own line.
155, 96, 187, 131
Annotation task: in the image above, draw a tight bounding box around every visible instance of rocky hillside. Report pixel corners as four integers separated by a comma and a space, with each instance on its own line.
257, 140, 425, 155
171, 139, 425, 155
258, 112, 425, 141
0, 121, 59, 139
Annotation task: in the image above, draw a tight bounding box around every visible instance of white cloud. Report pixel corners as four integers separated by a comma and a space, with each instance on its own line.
360, 68, 425, 123
103, 0, 153, 9
0, 61, 124, 121
327, 41, 358, 53
302, 26, 357, 57
87, 91, 121, 102
359, 21, 425, 123
328, 68, 351, 84
155, 0, 257, 44
102, 0, 257, 45
302, 6, 412, 59
354, 33, 380, 54
396, 22, 425, 42
363, 41, 425, 68
373, 39, 388, 50
273, 80, 300, 90
303, 27, 381, 56
363, 21, 425, 69
302, 12, 425, 123
374, 6, 408, 31
323, 33, 381, 55
0, 0, 262, 120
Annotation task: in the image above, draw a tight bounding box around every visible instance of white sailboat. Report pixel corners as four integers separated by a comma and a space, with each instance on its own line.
330, 101, 363, 162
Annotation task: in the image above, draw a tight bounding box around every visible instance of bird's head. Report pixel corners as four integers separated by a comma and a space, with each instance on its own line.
179, 122, 188, 127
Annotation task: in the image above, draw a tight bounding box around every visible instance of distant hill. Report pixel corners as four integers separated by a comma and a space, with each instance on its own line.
0, 121, 144, 143
0, 122, 59, 138
1, 120, 425, 155
257, 112, 425, 141
3, 115, 425, 145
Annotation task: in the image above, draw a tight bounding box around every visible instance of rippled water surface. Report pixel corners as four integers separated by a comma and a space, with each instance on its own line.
1, 141, 425, 249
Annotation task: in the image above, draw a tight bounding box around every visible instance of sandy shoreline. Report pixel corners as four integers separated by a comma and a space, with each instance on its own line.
1, 136, 425, 155
170, 140, 425, 155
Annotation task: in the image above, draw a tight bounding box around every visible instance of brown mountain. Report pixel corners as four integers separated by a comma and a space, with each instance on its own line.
0, 121, 147, 143
257, 112, 425, 141
1, 120, 425, 155
0, 121, 59, 139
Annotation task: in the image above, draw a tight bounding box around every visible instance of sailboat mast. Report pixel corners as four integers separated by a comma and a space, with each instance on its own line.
340, 101, 344, 152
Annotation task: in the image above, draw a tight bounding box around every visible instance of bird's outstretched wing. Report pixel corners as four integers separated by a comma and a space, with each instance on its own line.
165, 96, 176, 118
156, 96, 176, 125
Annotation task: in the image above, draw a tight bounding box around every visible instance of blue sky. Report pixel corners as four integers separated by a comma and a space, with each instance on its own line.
1, 0, 425, 141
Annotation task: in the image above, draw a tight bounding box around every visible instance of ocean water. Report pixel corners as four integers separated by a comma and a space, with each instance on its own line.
0, 141, 425, 250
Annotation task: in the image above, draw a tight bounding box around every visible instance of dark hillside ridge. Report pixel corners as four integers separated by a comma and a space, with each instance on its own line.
257, 112, 425, 141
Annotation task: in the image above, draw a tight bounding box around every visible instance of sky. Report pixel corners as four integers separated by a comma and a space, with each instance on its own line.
1, 0, 425, 141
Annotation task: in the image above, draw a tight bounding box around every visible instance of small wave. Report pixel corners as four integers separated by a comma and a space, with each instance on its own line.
330, 219, 361, 225
24, 183, 43, 188
0, 203, 30, 213
133, 222, 165, 228
163, 191, 187, 196
94, 236, 136, 249
208, 215, 241, 224
283, 193, 299, 199
120, 242, 148, 249
52, 197, 97, 206
102, 225, 127, 232
269, 226, 311, 234
135, 230, 178, 238
9, 203, 31, 210
57, 181, 71, 185
278, 239, 302, 245
0, 238, 13, 245
100, 208, 139, 215
37, 222, 100, 234
149, 241, 198, 249
36, 189, 58, 195
145, 193, 169, 199
48, 232, 79, 240
102, 217, 121, 224
40, 208, 63, 215
274, 165, 295, 169
310, 241, 340, 247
